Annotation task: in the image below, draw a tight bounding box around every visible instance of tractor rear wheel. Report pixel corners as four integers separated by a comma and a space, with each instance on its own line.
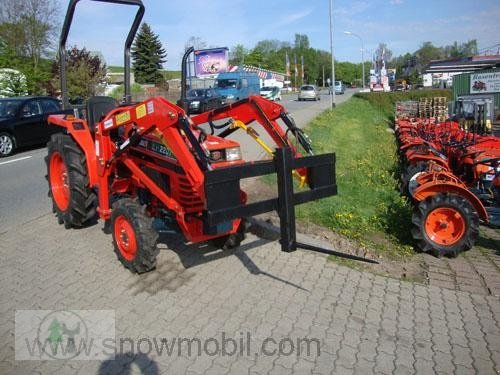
411, 193, 479, 258
111, 198, 159, 273
46, 133, 96, 227
400, 161, 427, 197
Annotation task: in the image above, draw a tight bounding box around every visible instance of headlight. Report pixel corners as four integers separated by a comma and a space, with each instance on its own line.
226, 95, 234, 100
225, 147, 241, 161
190, 101, 200, 107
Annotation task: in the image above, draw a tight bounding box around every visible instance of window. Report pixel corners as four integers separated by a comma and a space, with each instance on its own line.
241, 79, 248, 88
21, 101, 42, 117
0, 100, 21, 118
41, 99, 60, 113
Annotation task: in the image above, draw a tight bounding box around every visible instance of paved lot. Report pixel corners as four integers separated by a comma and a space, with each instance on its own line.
1, 214, 499, 374
1, 91, 499, 374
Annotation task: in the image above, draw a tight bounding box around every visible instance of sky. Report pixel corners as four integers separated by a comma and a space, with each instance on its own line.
63, 0, 500, 71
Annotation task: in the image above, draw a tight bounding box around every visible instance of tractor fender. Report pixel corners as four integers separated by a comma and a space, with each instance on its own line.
412, 182, 489, 222
48, 114, 98, 186
406, 154, 449, 170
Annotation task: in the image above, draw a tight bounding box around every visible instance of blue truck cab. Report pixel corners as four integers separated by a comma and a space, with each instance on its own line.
214, 71, 260, 103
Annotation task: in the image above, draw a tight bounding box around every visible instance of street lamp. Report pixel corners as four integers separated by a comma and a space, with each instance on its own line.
344, 31, 365, 89
329, 0, 336, 108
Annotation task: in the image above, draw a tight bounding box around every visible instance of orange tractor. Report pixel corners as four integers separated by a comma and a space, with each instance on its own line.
396, 102, 500, 258
46, 0, 376, 273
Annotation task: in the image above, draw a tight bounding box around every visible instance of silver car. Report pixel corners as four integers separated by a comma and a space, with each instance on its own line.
298, 85, 320, 101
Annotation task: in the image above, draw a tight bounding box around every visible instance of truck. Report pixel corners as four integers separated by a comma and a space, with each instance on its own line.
214, 71, 260, 103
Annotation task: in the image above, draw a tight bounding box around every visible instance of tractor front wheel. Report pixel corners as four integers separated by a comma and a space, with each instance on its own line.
46, 133, 96, 227
411, 193, 479, 257
209, 220, 247, 250
111, 198, 159, 273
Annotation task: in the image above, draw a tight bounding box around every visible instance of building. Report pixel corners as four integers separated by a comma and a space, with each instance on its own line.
452, 67, 500, 135
424, 55, 500, 88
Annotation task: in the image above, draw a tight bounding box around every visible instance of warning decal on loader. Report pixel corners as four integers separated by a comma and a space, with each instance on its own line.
116, 111, 131, 125
136, 104, 146, 119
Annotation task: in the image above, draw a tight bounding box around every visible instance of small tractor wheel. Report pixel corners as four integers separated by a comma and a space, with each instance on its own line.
411, 193, 479, 258
209, 219, 247, 250
111, 198, 159, 273
46, 133, 96, 227
400, 161, 427, 197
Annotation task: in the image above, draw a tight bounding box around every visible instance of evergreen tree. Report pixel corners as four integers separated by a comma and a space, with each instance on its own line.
132, 23, 166, 84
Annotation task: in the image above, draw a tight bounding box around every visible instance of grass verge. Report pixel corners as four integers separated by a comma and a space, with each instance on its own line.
296, 96, 415, 259
297, 89, 454, 259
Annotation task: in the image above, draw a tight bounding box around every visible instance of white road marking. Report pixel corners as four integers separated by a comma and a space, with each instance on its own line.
0, 155, 32, 166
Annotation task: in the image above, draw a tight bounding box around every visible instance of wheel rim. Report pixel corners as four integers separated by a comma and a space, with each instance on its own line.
424, 207, 466, 246
114, 215, 137, 261
49, 152, 70, 211
0, 135, 13, 155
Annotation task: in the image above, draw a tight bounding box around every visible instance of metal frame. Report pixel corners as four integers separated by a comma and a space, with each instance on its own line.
205, 147, 377, 263
59, 0, 145, 108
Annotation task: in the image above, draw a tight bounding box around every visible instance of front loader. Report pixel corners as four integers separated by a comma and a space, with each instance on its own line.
46, 0, 376, 273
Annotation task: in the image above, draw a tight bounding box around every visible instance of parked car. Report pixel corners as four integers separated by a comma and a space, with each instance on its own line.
260, 86, 282, 101
334, 80, 345, 94
0, 96, 63, 157
298, 85, 320, 101
186, 88, 223, 114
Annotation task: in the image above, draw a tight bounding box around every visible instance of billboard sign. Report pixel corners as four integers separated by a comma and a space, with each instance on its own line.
470, 71, 500, 94
194, 48, 228, 77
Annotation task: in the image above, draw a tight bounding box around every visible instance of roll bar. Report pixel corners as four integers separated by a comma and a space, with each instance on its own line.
59, 0, 145, 108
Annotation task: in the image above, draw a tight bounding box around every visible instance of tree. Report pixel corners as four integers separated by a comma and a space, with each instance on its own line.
53, 46, 107, 102
184, 36, 206, 51
132, 23, 167, 84
0, 0, 58, 94
0, 68, 28, 96
229, 44, 247, 66
0, 0, 59, 69
294, 34, 310, 50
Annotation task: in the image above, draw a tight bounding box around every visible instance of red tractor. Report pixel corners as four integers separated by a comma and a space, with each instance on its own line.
396, 102, 500, 258
46, 0, 375, 273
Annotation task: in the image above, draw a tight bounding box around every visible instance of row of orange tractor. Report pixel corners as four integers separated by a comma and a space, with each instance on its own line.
396, 108, 500, 258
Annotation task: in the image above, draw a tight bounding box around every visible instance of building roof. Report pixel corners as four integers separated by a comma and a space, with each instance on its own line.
426, 55, 500, 74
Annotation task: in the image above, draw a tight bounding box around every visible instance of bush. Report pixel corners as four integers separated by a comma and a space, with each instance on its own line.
354, 89, 452, 117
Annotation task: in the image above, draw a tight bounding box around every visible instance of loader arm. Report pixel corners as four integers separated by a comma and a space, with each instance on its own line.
191, 96, 302, 155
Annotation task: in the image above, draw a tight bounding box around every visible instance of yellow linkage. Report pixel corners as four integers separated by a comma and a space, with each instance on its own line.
231, 120, 307, 187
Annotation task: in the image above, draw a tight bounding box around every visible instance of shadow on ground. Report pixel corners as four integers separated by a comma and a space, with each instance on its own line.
126, 220, 307, 296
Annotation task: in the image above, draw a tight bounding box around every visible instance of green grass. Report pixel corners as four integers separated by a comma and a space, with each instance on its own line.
292, 90, 458, 259
108, 66, 124, 73
296, 96, 415, 259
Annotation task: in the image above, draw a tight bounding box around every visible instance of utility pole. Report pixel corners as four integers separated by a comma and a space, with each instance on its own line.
329, 0, 336, 108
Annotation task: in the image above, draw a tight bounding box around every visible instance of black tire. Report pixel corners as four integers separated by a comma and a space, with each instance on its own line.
209, 219, 247, 250
46, 133, 96, 227
411, 193, 479, 258
0, 132, 16, 157
111, 198, 159, 273
400, 161, 427, 197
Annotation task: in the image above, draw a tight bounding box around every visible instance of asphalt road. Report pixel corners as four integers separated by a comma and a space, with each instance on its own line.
0, 90, 355, 234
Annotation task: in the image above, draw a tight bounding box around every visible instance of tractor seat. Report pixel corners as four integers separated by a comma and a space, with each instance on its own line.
86, 96, 119, 132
